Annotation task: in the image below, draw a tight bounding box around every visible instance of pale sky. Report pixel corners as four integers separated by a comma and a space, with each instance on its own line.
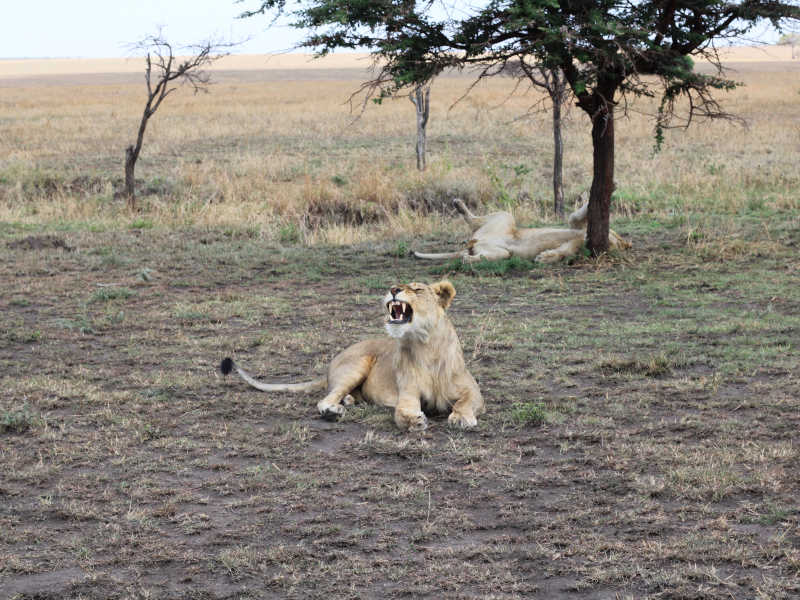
1, 1, 784, 60
1, 1, 303, 58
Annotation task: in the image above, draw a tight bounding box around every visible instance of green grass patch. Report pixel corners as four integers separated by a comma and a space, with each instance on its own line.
5, 328, 43, 343
435, 255, 537, 276
56, 315, 96, 335
755, 503, 794, 525
88, 287, 136, 303
1, 406, 42, 434
278, 223, 301, 244
130, 218, 154, 230
388, 240, 409, 258
507, 402, 548, 427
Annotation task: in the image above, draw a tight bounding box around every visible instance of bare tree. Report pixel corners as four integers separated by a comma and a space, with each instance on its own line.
124, 33, 229, 209
408, 84, 431, 171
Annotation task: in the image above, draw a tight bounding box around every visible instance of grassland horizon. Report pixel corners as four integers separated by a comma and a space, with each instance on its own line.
1, 44, 796, 78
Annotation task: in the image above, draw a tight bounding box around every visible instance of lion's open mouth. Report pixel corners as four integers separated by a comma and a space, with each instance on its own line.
387, 300, 413, 324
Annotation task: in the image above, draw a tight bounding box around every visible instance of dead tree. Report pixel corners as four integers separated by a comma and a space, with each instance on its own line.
124, 33, 229, 209
408, 84, 431, 171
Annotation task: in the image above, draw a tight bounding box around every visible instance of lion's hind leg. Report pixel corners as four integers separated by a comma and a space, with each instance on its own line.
453, 198, 496, 232
567, 194, 589, 229
316, 354, 375, 421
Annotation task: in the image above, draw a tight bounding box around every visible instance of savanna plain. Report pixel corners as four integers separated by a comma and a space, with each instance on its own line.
1, 48, 799, 599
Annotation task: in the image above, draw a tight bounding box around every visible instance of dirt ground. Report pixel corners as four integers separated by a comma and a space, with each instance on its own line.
1, 222, 799, 599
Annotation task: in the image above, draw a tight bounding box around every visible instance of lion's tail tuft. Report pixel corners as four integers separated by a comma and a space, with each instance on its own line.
220, 357, 234, 375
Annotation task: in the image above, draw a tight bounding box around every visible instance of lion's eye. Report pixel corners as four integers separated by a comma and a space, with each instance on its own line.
411, 288, 424, 293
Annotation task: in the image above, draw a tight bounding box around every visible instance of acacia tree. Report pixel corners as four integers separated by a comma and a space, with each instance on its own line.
455, 1, 800, 253
242, 1, 799, 253
125, 33, 229, 209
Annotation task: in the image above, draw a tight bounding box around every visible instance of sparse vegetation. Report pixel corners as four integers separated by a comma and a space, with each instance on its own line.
436, 255, 538, 276
598, 352, 683, 378
88, 287, 136, 304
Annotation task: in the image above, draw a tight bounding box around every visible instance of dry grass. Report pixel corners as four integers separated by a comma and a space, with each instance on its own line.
2, 53, 798, 243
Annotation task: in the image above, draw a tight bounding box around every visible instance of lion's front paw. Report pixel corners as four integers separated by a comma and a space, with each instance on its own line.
448, 411, 478, 429
317, 400, 345, 421
395, 409, 428, 432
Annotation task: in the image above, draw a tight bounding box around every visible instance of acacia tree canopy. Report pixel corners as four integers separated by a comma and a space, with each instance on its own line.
241, 0, 800, 253
240, 0, 456, 91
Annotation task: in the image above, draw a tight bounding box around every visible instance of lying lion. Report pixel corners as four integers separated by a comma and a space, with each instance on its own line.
415, 197, 631, 263
220, 280, 483, 432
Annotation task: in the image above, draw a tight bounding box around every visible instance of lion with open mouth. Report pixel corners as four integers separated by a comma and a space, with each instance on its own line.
220, 280, 483, 432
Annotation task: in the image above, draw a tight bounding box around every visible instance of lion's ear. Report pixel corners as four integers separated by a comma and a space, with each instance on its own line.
431, 281, 456, 309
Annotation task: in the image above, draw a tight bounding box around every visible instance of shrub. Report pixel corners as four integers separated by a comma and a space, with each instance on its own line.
1, 406, 42, 434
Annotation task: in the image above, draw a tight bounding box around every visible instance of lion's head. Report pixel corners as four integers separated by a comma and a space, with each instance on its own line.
384, 281, 456, 342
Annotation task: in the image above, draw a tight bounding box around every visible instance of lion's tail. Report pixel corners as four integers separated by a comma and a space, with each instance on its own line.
413, 250, 466, 260
220, 358, 327, 393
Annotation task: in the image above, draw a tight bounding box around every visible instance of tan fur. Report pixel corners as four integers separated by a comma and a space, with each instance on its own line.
414, 196, 631, 263
222, 281, 483, 432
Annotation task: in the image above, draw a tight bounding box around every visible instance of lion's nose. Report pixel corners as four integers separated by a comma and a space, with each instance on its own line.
390, 286, 402, 296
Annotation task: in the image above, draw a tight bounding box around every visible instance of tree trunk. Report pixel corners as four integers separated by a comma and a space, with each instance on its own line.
124, 104, 151, 211
124, 145, 137, 209
416, 119, 427, 171
551, 93, 564, 219
586, 103, 614, 255
410, 85, 430, 171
